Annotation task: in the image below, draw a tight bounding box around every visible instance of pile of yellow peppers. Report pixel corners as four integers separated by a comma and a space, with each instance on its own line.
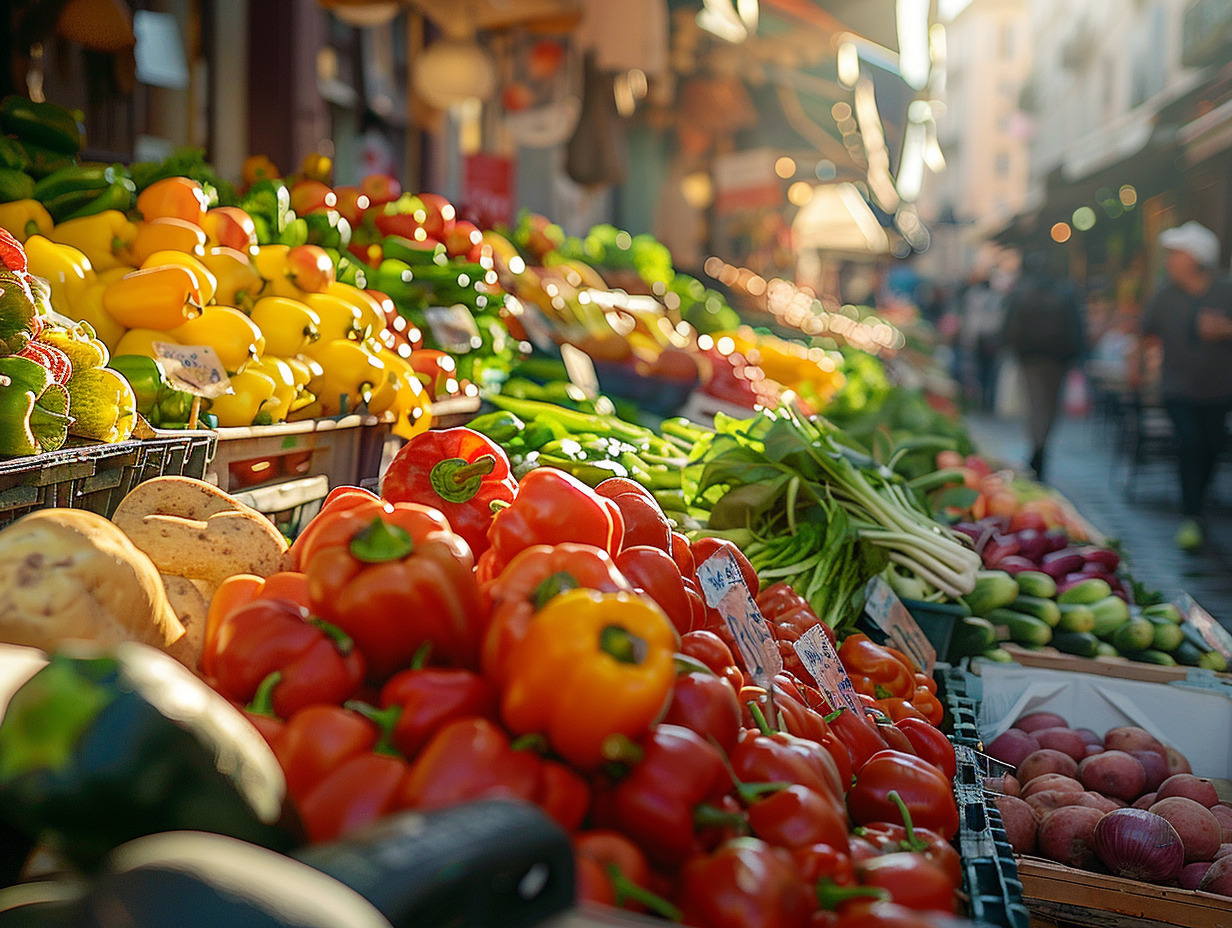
0, 178, 432, 435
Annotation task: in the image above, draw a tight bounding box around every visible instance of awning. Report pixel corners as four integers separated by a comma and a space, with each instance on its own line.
791, 182, 890, 255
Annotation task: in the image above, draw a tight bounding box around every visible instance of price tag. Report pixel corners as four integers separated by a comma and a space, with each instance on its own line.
559, 343, 600, 400
793, 625, 863, 716
1180, 593, 1232, 660
696, 548, 782, 691
863, 576, 936, 675
152, 343, 233, 398
423, 305, 481, 355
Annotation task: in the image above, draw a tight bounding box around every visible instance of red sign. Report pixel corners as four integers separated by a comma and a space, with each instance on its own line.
464, 153, 515, 228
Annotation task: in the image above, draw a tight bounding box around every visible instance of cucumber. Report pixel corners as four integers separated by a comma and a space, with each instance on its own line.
947, 615, 999, 659
1142, 602, 1183, 624
1058, 577, 1113, 605
962, 570, 1021, 615
1090, 595, 1131, 637
1122, 649, 1178, 666
1014, 570, 1057, 600
980, 646, 1015, 664
1096, 641, 1120, 658
1012, 595, 1062, 627
1051, 631, 1102, 658
1056, 603, 1096, 633
1178, 624, 1229, 672
1147, 617, 1184, 653
1112, 617, 1155, 653
986, 608, 1053, 647
1174, 640, 1211, 668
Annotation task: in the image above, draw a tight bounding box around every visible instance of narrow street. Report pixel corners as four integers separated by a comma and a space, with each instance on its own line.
966, 409, 1232, 627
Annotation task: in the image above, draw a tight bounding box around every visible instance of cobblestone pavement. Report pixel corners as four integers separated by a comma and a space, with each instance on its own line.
964, 410, 1232, 627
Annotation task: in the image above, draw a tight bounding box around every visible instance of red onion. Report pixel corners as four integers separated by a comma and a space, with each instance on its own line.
1092, 809, 1184, 883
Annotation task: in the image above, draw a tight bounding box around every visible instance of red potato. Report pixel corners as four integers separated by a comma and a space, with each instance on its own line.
1034, 727, 1092, 762
1037, 806, 1105, 870
1078, 750, 1146, 802
996, 794, 1039, 855
1215, 844, 1232, 860
984, 774, 1021, 797
1076, 792, 1124, 814
1179, 861, 1214, 889
1021, 774, 1086, 800
1103, 726, 1168, 759
1210, 804, 1232, 842
1198, 855, 1232, 897
1156, 774, 1219, 808
1075, 728, 1103, 748
988, 729, 1041, 768
1167, 746, 1193, 776
1017, 749, 1080, 784
1014, 711, 1069, 733
1130, 750, 1171, 794
1133, 792, 1158, 810
1150, 797, 1223, 863
1027, 790, 1089, 816
1083, 745, 1105, 758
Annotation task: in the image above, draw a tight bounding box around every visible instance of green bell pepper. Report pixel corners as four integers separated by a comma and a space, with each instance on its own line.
0, 268, 40, 357
0, 355, 72, 456
0, 642, 300, 868
106, 354, 195, 429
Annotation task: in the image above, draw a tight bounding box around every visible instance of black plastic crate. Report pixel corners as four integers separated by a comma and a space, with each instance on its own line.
0, 431, 217, 528
938, 665, 984, 750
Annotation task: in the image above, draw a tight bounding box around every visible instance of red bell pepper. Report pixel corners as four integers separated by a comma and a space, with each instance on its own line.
680, 629, 744, 691
877, 697, 929, 724
854, 852, 958, 914
847, 751, 960, 840
853, 791, 962, 888
284, 485, 385, 571
202, 596, 365, 718
824, 706, 890, 773
297, 751, 411, 844
573, 830, 681, 921
485, 466, 619, 573
832, 901, 959, 928
838, 634, 915, 701
791, 842, 856, 886
380, 427, 518, 557
677, 837, 816, 928
682, 578, 707, 630
300, 499, 483, 680
894, 717, 956, 779
662, 655, 742, 754
591, 723, 732, 868
756, 582, 832, 680
400, 717, 541, 811
600, 496, 625, 555
690, 536, 759, 595
272, 702, 381, 803
615, 544, 694, 634
670, 531, 696, 580
595, 477, 672, 552
729, 727, 844, 806
746, 783, 850, 850
0, 228, 27, 273
377, 647, 498, 758
536, 759, 591, 833
480, 542, 631, 685
741, 684, 828, 746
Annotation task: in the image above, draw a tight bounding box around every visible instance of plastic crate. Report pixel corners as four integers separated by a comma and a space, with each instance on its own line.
938, 664, 985, 751
0, 431, 217, 528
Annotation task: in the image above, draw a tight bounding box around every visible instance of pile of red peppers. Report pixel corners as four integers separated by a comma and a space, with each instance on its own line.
199, 427, 976, 928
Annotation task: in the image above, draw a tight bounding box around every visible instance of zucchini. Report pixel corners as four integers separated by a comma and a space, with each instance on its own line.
962, 570, 1020, 615
1090, 595, 1131, 637
1146, 617, 1184, 653
1095, 641, 1120, 658
1056, 603, 1096, 633
1142, 602, 1183, 624
980, 646, 1015, 664
0, 97, 84, 155
947, 615, 999, 659
1011, 595, 1061, 627
1058, 577, 1113, 605
1051, 631, 1102, 658
1014, 570, 1057, 600
1122, 649, 1178, 666
1174, 640, 1210, 668
986, 607, 1053, 647
1111, 617, 1155, 653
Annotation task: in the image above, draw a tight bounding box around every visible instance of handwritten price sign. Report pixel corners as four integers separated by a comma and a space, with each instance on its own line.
152, 343, 233, 399
863, 576, 936, 675
696, 548, 782, 690
793, 625, 863, 716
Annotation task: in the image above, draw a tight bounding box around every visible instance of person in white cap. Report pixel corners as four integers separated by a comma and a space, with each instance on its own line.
1134, 221, 1232, 551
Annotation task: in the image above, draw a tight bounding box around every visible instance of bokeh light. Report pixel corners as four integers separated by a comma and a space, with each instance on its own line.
1072, 207, 1096, 232
1119, 185, 1137, 207
1050, 222, 1072, 243
788, 182, 814, 206
775, 157, 797, 179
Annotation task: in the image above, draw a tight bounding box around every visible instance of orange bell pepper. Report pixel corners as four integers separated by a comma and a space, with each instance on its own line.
127, 216, 208, 265
204, 570, 311, 660
137, 176, 210, 225
838, 633, 916, 701
102, 263, 202, 330
500, 588, 679, 769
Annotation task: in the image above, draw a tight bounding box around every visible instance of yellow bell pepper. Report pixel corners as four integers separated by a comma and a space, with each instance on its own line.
126, 217, 208, 266
249, 296, 321, 357
103, 265, 202, 330
200, 246, 264, 310
302, 292, 362, 342
209, 366, 278, 427
250, 356, 296, 423
66, 366, 137, 443
114, 327, 178, 359
38, 318, 109, 370
69, 277, 128, 353
168, 305, 265, 373
303, 338, 384, 416
280, 353, 322, 416
0, 199, 54, 241
141, 249, 218, 305
23, 234, 94, 306
326, 281, 385, 339
47, 210, 138, 272
379, 350, 433, 439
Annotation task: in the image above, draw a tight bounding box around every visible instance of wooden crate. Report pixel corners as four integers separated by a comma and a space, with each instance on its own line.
997, 644, 1232, 686
1017, 857, 1232, 928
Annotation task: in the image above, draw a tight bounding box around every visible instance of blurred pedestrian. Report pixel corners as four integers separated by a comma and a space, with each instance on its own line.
958, 272, 1005, 412
1001, 250, 1087, 481
1132, 221, 1232, 551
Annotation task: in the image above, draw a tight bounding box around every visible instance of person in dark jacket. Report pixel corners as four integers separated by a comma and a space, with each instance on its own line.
1001, 250, 1087, 482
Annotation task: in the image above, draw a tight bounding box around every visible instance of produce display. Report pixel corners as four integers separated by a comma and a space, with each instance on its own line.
986, 711, 1232, 896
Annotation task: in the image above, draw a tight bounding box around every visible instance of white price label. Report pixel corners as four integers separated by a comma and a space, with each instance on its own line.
793, 625, 863, 716
152, 343, 233, 399
696, 548, 782, 689
863, 576, 936, 675
424, 305, 481, 354
559, 343, 600, 400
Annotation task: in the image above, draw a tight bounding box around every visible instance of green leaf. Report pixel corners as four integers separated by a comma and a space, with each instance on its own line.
707, 477, 791, 530
931, 486, 980, 513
